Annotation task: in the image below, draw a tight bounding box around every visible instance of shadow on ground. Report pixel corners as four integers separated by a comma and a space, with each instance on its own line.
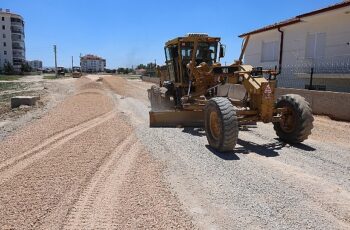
182, 127, 206, 137
205, 145, 241, 160
184, 127, 316, 160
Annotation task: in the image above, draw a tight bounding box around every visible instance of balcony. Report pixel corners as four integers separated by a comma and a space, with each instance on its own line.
13, 58, 25, 66
11, 27, 24, 35
12, 46, 25, 51
11, 21, 24, 27
11, 35, 24, 42
13, 52, 24, 59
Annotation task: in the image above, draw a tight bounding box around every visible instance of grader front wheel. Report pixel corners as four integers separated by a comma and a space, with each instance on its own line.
204, 97, 239, 152
274, 94, 314, 143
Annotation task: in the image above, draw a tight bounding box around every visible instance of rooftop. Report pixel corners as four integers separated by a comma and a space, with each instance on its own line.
239, 1, 350, 38
0, 9, 23, 19
81, 54, 105, 61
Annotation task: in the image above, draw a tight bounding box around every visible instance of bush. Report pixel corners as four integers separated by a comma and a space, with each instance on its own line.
3, 62, 15, 75
21, 62, 33, 73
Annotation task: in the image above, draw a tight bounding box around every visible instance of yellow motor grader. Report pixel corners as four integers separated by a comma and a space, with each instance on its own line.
148, 33, 313, 152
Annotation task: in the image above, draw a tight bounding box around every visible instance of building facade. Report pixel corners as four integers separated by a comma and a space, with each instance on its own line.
28, 60, 42, 70
0, 9, 25, 72
80, 54, 106, 73
239, 1, 350, 92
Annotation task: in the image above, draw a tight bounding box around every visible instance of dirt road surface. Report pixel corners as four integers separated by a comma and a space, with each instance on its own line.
0, 75, 349, 229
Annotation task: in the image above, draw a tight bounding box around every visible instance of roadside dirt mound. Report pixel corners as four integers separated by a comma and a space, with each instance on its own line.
0, 79, 114, 163
0, 76, 194, 229
102, 76, 151, 102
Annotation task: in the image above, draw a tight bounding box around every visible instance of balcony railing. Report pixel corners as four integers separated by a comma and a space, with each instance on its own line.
11, 30, 24, 35
12, 46, 25, 51
11, 27, 24, 35
11, 21, 24, 27
13, 52, 24, 58
11, 36, 24, 42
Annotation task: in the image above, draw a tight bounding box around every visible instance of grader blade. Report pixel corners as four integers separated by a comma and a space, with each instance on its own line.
149, 110, 204, 127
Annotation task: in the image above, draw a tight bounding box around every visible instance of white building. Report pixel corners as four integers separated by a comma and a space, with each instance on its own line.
0, 9, 25, 72
80, 54, 106, 73
28, 60, 42, 70
239, 1, 350, 92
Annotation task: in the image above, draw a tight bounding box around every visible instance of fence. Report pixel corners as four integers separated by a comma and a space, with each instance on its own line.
262, 56, 350, 93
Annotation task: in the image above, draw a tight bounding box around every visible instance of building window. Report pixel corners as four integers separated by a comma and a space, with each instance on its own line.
2, 25, 5, 30
261, 41, 279, 62
4, 51, 7, 55
306, 32, 326, 59
1, 17, 4, 21
3, 42, 6, 47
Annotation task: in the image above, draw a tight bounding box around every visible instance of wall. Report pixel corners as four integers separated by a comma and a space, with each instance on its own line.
141, 76, 160, 84
219, 84, 350, 121
275, 87, 350, 121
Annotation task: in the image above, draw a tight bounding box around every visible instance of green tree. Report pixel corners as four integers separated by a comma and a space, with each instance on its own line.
136, 64, 147, 69
3, 62, 15, 75
117, 68, 125, 74
21, 62, 32, 73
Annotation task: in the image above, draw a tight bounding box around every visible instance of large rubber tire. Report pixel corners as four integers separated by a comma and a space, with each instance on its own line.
273, 94, 314, 143
204, 97, 239, 152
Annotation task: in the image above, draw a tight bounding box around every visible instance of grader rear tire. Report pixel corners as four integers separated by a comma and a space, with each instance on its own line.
204, 97, 239, 152
273, 94, 314, 143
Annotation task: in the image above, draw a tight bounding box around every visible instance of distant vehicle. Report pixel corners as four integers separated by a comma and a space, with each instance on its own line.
72, 66, 82, 78
43, 68, 55, 73
57, 67, 65, 76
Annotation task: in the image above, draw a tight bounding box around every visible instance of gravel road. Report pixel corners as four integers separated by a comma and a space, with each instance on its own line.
0, 75, 349, 229
103, 75, 350, 230
0, 76, 193, 229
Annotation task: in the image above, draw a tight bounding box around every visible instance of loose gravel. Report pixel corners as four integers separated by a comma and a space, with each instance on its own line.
1, 74, 348, 229
0, 76, 193, 229
109, 76, 350, 230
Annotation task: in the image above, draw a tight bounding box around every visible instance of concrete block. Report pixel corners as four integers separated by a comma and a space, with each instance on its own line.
11, 96, 39, 109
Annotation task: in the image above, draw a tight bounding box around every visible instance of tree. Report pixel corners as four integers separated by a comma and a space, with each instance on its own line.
146, 62, 156, 70
136, 64, 147, 69
117, 68, 132, 74
21, 62, 32, 73
117, 68, 125, 74
3, 62, 15, 75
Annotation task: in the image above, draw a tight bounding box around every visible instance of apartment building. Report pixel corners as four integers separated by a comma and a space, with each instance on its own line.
0, 9, 25, 72
80, 54, 106, 73
28, 60, 43, 70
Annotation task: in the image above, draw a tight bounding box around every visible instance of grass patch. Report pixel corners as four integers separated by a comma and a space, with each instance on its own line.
0, 75, 23, 81
123, 75, 141, 80
43, 74, 72, 79
43, 75, 58, 79
0, 82, 27, 91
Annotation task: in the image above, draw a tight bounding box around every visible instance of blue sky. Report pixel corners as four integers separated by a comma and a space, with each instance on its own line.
2, 0, 341, 68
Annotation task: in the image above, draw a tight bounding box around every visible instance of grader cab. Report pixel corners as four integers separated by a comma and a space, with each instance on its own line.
148, 33, 314, 152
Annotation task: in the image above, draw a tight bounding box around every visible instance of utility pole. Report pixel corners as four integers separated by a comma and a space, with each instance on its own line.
71, 56, 74, 73
80, 53, 82, 73
54, 45, 57, 78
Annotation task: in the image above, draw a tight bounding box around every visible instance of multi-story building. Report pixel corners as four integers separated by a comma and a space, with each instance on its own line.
0, 9, 25, 72
28, 60, 43, 71
80, 54, 106, 73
